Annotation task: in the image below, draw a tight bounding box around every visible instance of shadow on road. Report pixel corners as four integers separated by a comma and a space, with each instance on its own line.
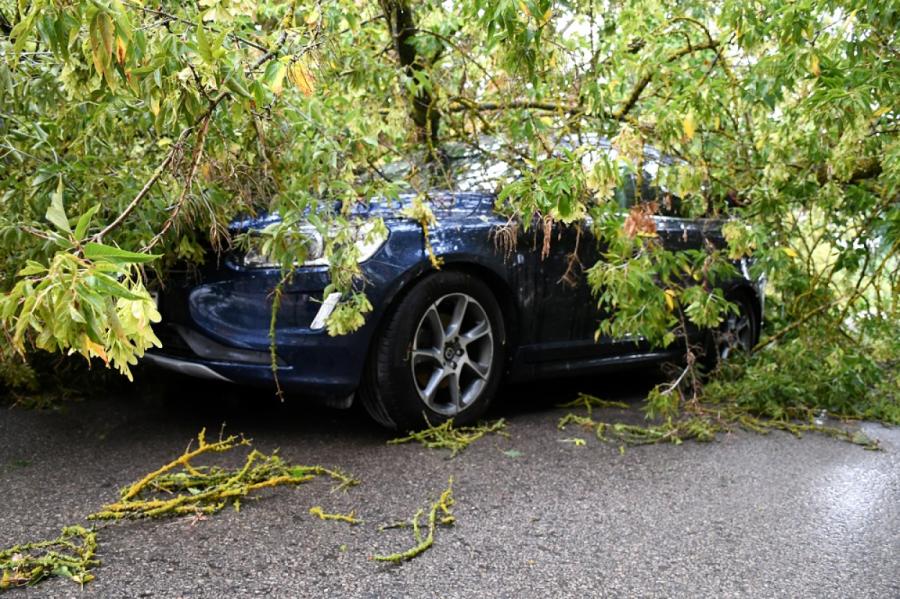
118, 361, 666, 439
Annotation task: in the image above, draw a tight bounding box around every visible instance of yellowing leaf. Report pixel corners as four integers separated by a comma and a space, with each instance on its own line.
783, 247, 798, 258
305, 8, 320, 26
664, 289, 676, 312
540, 8, 553, 25
683, 111, 697, 140
289, 60, 315, 96
810, 54, 820, 77
268, 62, 287, 95
98, 13, 115, 58
83, 335, 109, 365
116, 36, 127, 66
89, 14, 108, 76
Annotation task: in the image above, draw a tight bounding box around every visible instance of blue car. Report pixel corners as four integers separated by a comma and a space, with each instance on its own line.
147, 147, 764, 430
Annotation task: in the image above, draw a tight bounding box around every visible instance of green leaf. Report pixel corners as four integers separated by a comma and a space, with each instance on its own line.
17, 260, 47, 277
83, 243, 159, 265
224, 71, 252, 99
9, 7, 37, 54
45, 177, 71, 234
196, 21, 213, 63
68, 303, 87, 323
89, 272, 144, 300
31, 171, 55, 187
83, 310, 106, 345
262, 61, 287, 95
74, 205, 101, 240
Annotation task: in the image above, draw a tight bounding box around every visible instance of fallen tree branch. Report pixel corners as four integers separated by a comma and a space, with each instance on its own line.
373, 478, 455, 563
0, 526, 99, 590
93, 20, 293, 246
448, 39, 719, 122
89, 429, 358, 520
388, 418, 508, 457
613, 39, 719, 119
92, 127, 192, 243
126, 2, 269, 53
141, 112, 213, 252
448, 98, 581, 114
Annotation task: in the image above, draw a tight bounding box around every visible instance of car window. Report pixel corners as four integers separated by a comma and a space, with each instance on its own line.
373, 136, 684, 215
639, 175, 683, 217
612, 168, 683, 218
375, 150, 519, 193
445, 154, 518, 192
579, 140, 685, 217
615, 173, 637, 210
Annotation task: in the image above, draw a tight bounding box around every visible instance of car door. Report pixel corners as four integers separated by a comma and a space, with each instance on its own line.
530, 217, 604, 362
528, 165, 686, 365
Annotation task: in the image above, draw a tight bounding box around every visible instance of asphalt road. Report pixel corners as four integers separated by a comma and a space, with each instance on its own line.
1, 370, 898, 598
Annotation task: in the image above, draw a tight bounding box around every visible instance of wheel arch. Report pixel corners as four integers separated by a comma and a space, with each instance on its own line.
442, 261, 520, 354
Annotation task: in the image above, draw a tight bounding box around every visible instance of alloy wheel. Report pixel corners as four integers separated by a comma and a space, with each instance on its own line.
410, 293, 494, 415
717, 308, 753, 360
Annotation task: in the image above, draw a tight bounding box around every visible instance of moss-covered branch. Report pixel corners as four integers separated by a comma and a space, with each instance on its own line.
0, 526, 98, 590
373, 478, 455, 563
309, 506, 362, 525
388, 418, 508, 457
558, 394, 880, 449
89, 429, 358, 520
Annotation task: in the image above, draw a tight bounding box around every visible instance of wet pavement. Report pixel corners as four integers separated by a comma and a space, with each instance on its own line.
1, 370, 898, 598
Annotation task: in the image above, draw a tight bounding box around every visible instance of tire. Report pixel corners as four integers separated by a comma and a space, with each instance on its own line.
359, 270, 506, 431
701, 290, 758, 372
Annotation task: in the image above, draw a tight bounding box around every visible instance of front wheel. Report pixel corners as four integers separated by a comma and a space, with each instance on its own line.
360, 271, 506, 430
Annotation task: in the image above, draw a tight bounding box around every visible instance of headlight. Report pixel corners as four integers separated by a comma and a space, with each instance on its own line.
241, 225, 324, 268
346, 221, 390, 264
240, 221, 387, 269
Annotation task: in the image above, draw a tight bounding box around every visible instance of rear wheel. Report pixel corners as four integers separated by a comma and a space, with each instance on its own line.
701, 291, 758, 371
360, 271, 506, 430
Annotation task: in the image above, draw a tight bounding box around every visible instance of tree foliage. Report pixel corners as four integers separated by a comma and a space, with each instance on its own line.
0, 0, 897, 414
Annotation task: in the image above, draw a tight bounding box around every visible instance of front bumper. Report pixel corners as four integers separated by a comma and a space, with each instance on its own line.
144, 346, 359, 403
143, 353, 233, 383
144, 264, 379, 402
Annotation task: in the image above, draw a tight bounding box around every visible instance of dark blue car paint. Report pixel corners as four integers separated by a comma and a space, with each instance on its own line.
148, 192, 763, 404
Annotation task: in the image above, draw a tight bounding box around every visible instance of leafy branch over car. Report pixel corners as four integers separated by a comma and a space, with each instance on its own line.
0, 1, 896, 425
